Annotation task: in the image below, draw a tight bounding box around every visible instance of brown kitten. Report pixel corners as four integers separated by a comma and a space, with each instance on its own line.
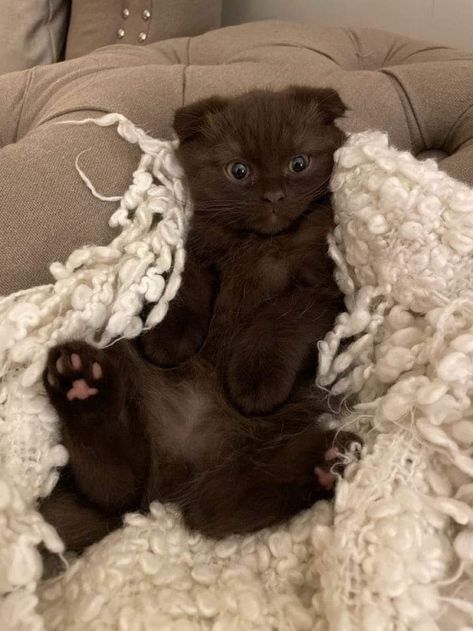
40, 87, 359, 551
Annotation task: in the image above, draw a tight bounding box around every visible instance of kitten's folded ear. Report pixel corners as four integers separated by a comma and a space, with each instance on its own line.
173, 96, 228, 142
289, 86, 347, 124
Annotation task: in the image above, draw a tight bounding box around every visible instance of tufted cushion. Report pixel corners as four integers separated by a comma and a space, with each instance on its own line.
1, 20, 473, 293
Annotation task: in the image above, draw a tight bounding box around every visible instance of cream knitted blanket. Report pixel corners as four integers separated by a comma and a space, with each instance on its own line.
1, 117, 472, 631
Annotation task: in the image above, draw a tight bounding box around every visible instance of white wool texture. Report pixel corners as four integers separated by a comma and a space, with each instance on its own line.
1, 120, 473, 630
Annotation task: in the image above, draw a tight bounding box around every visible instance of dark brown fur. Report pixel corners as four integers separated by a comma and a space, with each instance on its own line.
40, 87, 357, 551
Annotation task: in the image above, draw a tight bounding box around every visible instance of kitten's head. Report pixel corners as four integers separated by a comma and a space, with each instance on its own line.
174, 87, 346, 236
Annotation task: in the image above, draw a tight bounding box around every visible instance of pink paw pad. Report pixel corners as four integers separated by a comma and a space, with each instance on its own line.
314, 447, 341, 491
92, 362, 102, 379
48, 348, 103, 401
67, 379, 98, 401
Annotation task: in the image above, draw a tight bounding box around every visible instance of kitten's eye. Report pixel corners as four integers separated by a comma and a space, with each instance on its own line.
289, 154, 310, 173
226, 161, 250, 180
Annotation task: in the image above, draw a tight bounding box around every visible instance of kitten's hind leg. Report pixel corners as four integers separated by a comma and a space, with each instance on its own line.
181, 426, 360, 539
40, 478, 121, 552
43, 341, 148, 515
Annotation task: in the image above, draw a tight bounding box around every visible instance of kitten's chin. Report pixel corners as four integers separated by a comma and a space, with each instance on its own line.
253, 225, 288, 237
250, 213, 300, 237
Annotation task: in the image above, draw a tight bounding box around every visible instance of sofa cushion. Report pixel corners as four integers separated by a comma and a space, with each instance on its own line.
0, 0, 69, 74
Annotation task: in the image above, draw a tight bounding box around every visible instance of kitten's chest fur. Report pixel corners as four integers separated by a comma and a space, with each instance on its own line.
207, 211, 335, 319
221, 245, 291, 307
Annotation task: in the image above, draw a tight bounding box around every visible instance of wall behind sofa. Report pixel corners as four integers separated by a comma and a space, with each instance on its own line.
223, 0, 473, 51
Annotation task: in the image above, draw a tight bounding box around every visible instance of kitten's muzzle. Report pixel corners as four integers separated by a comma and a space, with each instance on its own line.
262, 190, 285, 204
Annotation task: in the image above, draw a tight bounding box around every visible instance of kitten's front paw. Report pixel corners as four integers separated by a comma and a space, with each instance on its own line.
140, 324, 205, 368
44, 342, 104, 403
226, 357, 294, 415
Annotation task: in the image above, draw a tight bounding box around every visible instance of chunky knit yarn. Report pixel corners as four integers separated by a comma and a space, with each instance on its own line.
1, 120, 472, 630
318, 132, 473, 630
0, 114, 190, 630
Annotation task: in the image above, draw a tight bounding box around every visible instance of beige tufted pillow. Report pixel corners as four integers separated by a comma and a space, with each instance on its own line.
0, 0, 69, 75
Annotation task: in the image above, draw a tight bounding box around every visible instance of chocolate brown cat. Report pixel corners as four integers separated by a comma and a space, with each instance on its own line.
41, 87, 357, 551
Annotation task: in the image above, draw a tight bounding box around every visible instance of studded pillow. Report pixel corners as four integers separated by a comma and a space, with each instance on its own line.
65, 0, 221, 59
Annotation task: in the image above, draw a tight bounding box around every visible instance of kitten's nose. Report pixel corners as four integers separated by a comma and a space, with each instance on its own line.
263, 190, 285, 204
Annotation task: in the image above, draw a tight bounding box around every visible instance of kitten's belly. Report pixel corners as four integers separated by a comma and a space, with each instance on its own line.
145, 366, 231, 462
